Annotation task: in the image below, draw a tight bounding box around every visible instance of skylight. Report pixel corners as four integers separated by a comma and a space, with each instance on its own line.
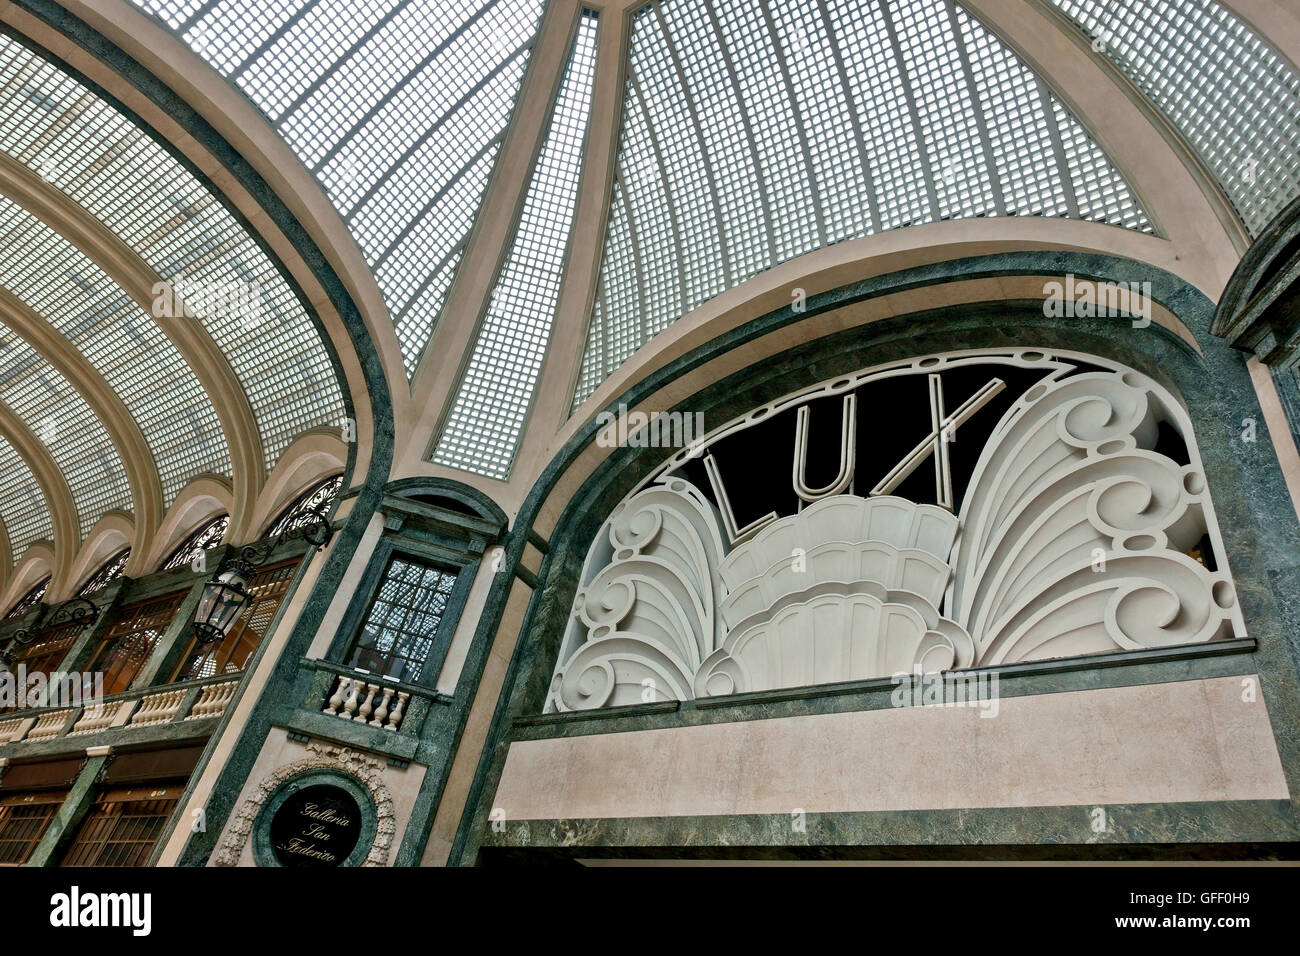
0, 36, 347, 474
0, 434, 51, 561
433, 11, 600, 478
573, 0, 1151, 406
130, 0, 548, 375
1050, 0, 1300, 237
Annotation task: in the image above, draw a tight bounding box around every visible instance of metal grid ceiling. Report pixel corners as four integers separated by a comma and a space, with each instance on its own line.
0, 434, 51, 559
0, 35, 345, 473
433, 12, 599, 478
1051, 0, 1300, 237
572, 0, 1152, 405
129, 0, 547, 375
0, 313, 129, 539
0, 195, 230, 502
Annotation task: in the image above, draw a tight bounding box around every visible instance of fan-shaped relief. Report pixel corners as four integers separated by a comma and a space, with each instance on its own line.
547, 351, 1245, 712
548, 479, 727, 711
947, 367, 1240, 662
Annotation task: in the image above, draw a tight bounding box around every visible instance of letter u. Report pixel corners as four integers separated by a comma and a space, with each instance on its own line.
792, 394, 857, 502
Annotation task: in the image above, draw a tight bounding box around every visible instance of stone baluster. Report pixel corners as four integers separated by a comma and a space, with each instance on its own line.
371, 686, 395, 727
354, 682, 379, 723
186, 679, 238, 720
26, 709, 73, 740
339, 678, 362, 719
69, 702, 123, 736
0, 717, 28, 743
130, 689, 187, 726
385, 691, 410, 731
324, 675, 349, 715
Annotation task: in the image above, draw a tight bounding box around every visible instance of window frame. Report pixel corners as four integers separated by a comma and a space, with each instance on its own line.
168, 558, 300, 683
57, 783, 186, 867
159, 514, 230, 571
83, 590, 188, 696
327, 536, 479, 692
264, 473, 344, 539
0, 791, 67, 865
4, 576, 49, 619
75, 547, 131, 597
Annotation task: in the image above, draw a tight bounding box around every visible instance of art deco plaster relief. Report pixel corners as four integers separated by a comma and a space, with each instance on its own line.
548, 351, 1243, 711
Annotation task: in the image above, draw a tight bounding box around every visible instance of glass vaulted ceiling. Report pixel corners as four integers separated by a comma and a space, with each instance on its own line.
572, 0, 1152, 405
0, 434, 52, 557
0, 34, 345, 566
130, 0, 548, 376
433, 10, 599, 478
1051, 0, 1300, 238
0, 193, 230, 501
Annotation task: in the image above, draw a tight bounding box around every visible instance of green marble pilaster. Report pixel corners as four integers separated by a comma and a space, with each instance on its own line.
131, 576, 210, 689
24, 750, 108, 867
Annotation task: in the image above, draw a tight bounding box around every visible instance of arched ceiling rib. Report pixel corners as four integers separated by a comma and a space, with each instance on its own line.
0, 34, 344, 472
0, 399, 78, 586
0, 148, 265, 540
0, 32, 350, 571
0, 316, 130, 539
0, 283, 162, 561
572, 0, 1155, 407
432, 9, 600, 479
1049, 0, 1300, 237
0, 195, 219, 507
0, 433, 51, 561
128, 0, 548, 376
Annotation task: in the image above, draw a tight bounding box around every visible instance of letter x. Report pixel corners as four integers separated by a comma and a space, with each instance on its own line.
870, 374, 1005, 510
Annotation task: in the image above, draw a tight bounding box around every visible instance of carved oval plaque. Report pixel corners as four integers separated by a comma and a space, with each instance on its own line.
269, 784, 362, 867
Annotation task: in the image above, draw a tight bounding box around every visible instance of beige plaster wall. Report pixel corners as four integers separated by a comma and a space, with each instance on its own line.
494, 675, 1288, 821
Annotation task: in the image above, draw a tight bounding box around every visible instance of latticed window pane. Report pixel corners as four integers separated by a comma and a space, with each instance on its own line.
161, 515, 230, 571
87, 592, 187, 695
0, 438, 50, 564
0, 34, 346, 473
58, 786, 183, 867
4, 577, 48, 619
1051, 0, 1300, 235
0, 792, 65, 864
267, 474, 343, 537
1, 622, 82, 712
172, 561, 298, 681
127, 0, 547, 374
76, 548, 131, 597
347, 556, 458, 682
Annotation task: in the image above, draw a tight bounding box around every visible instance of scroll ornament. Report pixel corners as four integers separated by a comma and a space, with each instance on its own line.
547, 365, 1241, 711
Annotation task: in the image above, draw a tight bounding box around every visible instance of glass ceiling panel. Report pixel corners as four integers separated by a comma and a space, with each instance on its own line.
130, 0, 548, 375
0, 316, 131, 538
0, 433, 51, 562
573, 0, 1151, 407
433, 11, 599, 479
0, 195, 229, 502
1050, 0, 1300, 237
0, 35, 346, 472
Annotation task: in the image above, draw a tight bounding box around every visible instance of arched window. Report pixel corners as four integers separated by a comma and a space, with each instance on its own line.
4, 576, 49, 619
161, 515, 230, 571
76, 548, 131, 597
266, 474, 343, 538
